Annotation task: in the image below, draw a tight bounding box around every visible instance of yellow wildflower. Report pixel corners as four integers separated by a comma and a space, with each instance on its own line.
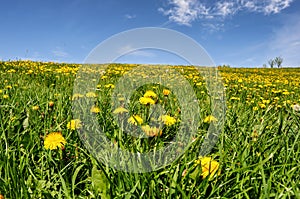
44, 132, 66, 150
259, 103, 266, 109
113, 107, 129, 114
204, 115, 218, 123
128, 115, 143, 125
262, 100, 270, 104
104, 84, 115, 89
67, 119, 82, 130
230, 97, 240, 101
72, 93, 84, 100
139, 97, 155, 105
163, 89, 171, 96
141, 125, 162, 137
48, 101, 54, 107
195, 157, 220, 180
86, 92, 97, 98
32, 106, 39, 111
90, 106, 101, 113
144, 90, 157, 98
160, 115, 176, 126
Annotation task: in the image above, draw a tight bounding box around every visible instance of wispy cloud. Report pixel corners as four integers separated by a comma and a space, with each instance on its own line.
52, 47, 69, 58
264, 0, 293, 14
158, 0, 209, 26
159, 0, 294, 26
125, 14, 136, 19
215, 1, 237, 17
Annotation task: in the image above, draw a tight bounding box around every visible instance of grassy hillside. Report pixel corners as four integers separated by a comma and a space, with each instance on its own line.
0, 61, 299, 198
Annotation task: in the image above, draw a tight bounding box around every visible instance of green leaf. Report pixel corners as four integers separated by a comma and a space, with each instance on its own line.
72, 164, 85, 197
22, 116, 29, 129
189, 166, 202, 181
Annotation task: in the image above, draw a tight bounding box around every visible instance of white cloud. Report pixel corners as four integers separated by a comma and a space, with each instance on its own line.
159, 0, 204, 26
125, 14, 136, 19
243, 1, 256, 10
264, 0, 293, 14
159, 0, 294, 26
215, 1, 238, 17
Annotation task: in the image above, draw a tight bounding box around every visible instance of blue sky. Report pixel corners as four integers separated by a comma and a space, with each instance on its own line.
0, 0, 299, 67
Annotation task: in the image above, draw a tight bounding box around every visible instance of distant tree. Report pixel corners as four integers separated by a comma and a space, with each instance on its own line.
274, 56, 283, 68
218, 64, 230, 68
263, 64, 267, 68
268, 59, 275, 68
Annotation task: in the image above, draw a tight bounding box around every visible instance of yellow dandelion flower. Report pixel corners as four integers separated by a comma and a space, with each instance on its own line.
163, 89, 171, 96
67, 119, 82, 130
141, 125, 162, 137
258, 103, 266, 109
274, 97, 280, 101
195, 157, 220, 180
139, 97, 155, 105
32, 106, 39, 111
277, 105, 282, 109
86, 92, 97, 98
113, 107, 129, 114
196, 82, 202, 86
144, 90, 157, 98
160, 115, 176, 126
0, 89, 3, 94
104, 84, 115, 89
3, 94, 9, 99
204, 115, 218, 123
48, 101, 54, 107
72, 93, 84, 100
90, 106, 101, 113
128, 115, 143, 125
44, 132, 66, 150
230, 97, 240, 101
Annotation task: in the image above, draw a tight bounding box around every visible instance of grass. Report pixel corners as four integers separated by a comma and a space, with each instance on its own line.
0, 60, 299, 198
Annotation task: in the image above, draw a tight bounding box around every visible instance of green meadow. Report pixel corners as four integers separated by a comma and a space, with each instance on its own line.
0, 61, 299, 198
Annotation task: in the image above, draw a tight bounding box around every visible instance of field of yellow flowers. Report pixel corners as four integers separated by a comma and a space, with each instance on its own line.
0, 60, 299, 198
